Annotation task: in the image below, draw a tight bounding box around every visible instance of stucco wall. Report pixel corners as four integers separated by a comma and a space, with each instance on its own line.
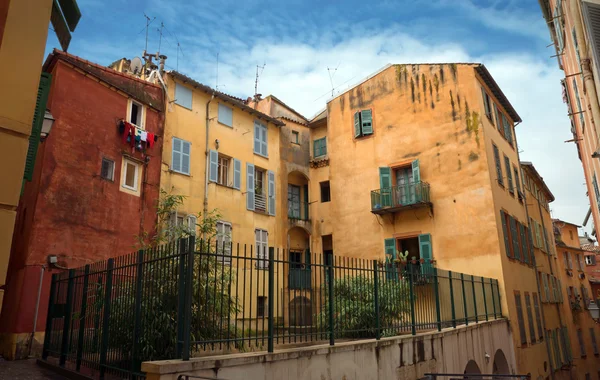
142, 319, 517, 380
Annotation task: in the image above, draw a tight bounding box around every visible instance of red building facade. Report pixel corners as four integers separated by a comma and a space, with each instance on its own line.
0, 50, 164, 359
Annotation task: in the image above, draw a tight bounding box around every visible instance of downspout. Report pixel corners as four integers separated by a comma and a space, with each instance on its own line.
571, 0, 600, 145
515, 132, 555, 380
29, 264, 46, 357
203, 93, 215, 243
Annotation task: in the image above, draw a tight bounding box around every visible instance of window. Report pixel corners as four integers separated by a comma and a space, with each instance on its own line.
514, 166, 523, 200
288, 185, 301, 219
121, 159, 139, 191
254, 168, 266, 212
565, 251, 573, 269
582, 286, 590, 309
320, 181, 331, 202
553, 0, 564, 52
291, 130, 299, 144
505, 156, 514, 194
573, 79, 586, 130
533, 294, 544, 341
218, 103, 233, 127
514, 291, 528, 345
172, 137, 191, 175
175, 83, 192, 109
257, 296, 267, 317
353, 109, 373, 138
313, 137, 327, 157
128, 100, 144, 129
493, 145, 504, 187
500, 211, 526, 260
577, 329, 587, 357
591, 328, 599, 355
254, 121, 268, 157
585, 255, 596, 265
216, 221, 232, 264
255, 229, 268, 269
541, 272, 550, 302
525, 293, 537, 344
481, 87, 493, 122
576, 254, 584, 271
209, 151, 240, 189
501, 113, 513, 147
218, 155, 231, 186
100, 158, 114, 181
493, 105, 503, 136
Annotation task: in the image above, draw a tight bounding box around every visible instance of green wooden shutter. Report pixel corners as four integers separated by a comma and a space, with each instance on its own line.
510, 216, 521, 260
268, 170, 275, 216
354, 111, 361, 137
303, 184, 309, 219
361, 109, 373, 135
500, 211, 511, 258
24, 72, 52, 181
379, 167, 392, 207
412, 159, 420, 183
519, 223, 528, 263
493, 145, 503, 186
419, 233, 433, 275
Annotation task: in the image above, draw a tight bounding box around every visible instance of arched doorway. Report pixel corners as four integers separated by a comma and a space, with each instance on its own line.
492, 349, 510, 375
464, 360, 481, 379
289, 296, 312, 326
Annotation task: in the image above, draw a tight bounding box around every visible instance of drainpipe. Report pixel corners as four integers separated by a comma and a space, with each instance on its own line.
203, 93, 215, 243
570, 0, 600, 146
28, 264, 46, 357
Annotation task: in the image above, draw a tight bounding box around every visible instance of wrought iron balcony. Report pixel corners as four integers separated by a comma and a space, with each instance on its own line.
371, 181, 432, 215
288, 201, 310, 221
289, 267, 311, 289
255, 193, 267, 213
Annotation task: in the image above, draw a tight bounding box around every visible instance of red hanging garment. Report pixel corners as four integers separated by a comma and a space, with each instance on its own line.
147, 132, 155, 148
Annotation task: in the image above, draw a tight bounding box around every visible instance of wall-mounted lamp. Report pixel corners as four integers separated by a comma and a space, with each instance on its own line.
215, 139, 220, 150
40, 110, 55, 141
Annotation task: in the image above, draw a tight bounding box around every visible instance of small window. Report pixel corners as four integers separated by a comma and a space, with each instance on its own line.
353, 109, 373, 138
121, 159, 139, 191
320, 181, 331, 202
218, 155, 231, 186
481, 87, 493, 122
254, 121, 268, 157
175, 83, 192, 109
100, 158, 114, 181
314, 137, 327, 157
257, 296, 267, 317
128, 100, 144, 129
291, 131, 299, 144
218, 103, 233, 127
585, 255, 596, 265
172, 137, 191, 175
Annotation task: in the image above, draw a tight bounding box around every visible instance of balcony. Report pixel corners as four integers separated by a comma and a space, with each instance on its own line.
255, 193, 267, 213
371, 182, 432, 215
289, 267, 311, 289
288, 200, 311, 231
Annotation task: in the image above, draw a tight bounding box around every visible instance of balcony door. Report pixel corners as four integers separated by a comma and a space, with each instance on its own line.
395, 167, 415, 205
288, 185, 301, 219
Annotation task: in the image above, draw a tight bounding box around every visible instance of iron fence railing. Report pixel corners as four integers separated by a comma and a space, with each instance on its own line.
371, 181, 431, 211
42, 238, 501, 379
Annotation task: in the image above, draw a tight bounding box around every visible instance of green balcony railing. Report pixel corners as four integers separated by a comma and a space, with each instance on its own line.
371, 181, 431, 213
288, 200, 310, 221
289, 267, 312, 289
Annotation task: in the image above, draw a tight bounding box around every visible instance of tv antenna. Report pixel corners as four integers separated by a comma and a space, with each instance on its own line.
157, 22, 165, 54
327, 63, 340, 97
142, 13, 156, 53
254, 62, 266, 98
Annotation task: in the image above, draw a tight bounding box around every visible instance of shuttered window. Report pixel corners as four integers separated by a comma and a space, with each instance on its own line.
268, 170, 275, 216
501, 113, 513, 147
175, 83, 192, 109
525, 293, 537, 344
481, 87, 493, 121
573, 79, 586, 130
216, 221, 232, 264
514, 291, 528, 345
313, 137, 327, 157
419, 233, 433, 275
577, 329, 587, 357
553, 0, 564, 52
255, 229, 268, 269
254, 121, 268, 156
24, 72, 52, 182
493, 144, 504, 186
246, 163, 255, 211
509, 216, 521, 260
218, 103, 233, 127
533, 294, 544, 341
505, 156, 514, 193
353, 109, 374, 137
172, 137, 191, 175
590, 328, 598, 355
542, 273, 550, 302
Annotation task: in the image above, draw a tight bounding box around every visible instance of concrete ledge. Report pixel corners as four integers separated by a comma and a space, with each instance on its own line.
142, 318, 509, 378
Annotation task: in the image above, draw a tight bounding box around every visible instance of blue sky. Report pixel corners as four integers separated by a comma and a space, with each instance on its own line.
46, 0, 593, 234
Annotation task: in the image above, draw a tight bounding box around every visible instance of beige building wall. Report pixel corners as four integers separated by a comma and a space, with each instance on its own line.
0, 0, 53, 311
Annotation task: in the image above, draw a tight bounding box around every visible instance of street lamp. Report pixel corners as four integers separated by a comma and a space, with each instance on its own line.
589, 299, 600, 322
40, 110, 55, 141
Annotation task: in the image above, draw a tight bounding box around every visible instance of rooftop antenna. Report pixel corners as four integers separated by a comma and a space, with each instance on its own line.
327, 62, 340, 97
142, 13, 156, 53
157, 22, 165, 55
254, 62, 266, 100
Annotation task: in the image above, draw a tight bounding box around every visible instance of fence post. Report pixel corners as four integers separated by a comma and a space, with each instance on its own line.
327, 257, 335, 346
177, 239, 187, 358
460, 273, 468, 326
490, 278, 497, 319
99, 259, 114, 379
131, 250, 145, 374
373, 260, 380, 340
409, 264, 417, 335
59, 269, 75, 367
482, 276, 488, 322
182, 236, 195, 361
76, 265, 90, 371
471, 275, 478, 323
433, 267, 441, 332
42, 273, 58, 360
268, 247, 275, 352
449, 271, 456, 328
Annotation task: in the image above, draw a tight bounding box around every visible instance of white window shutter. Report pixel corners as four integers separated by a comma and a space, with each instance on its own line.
247, 163, 255, 210
268, 170, 275, 216
233, 159, 241, 190
209, 150, 218, 182
187, 215, 197, 235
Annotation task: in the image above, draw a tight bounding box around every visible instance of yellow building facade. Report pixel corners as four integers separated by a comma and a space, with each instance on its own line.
304, 63, 549, 377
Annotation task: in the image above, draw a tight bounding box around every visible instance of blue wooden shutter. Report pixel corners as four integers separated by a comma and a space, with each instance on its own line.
419, 233, 433, 275
181, 140, 191, 174
500, 210, 511, 257
354, 112, 361, 137
175, 83, 192, 109
379, 167, 392, 207
510, 216, 521, 260
361, 109, 373, 135
233, 158, 241, 190
253, 122, 261, 154
262, 124, 268, 156
247, 163, 255, 210
24, 73, 52, 182
218, 103, 233, 127
268, 170, 275, 216
209, 150, 218, 182
172, 138, 182, 172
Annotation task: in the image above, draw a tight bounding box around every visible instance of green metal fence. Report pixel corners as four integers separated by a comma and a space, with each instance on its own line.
42, 237, 502, 379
